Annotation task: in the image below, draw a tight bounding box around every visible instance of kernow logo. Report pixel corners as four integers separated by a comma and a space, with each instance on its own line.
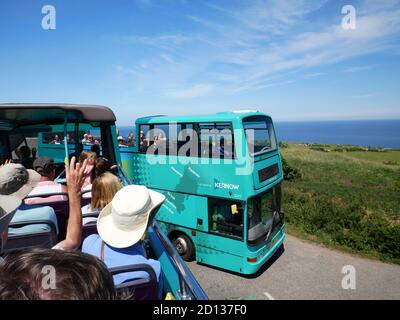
214, 179, 240, 190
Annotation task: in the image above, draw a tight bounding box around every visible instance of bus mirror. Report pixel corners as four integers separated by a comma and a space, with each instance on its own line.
231, 204, 239, 215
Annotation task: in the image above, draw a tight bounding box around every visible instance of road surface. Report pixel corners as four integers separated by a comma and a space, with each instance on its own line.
187, 235, 400, 300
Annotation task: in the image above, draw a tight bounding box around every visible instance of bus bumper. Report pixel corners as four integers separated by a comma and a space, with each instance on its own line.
242, 225, 286, 275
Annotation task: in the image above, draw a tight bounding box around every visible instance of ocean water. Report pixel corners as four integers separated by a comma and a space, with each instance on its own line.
118, 119, 400, 149
274, 120, 400, 149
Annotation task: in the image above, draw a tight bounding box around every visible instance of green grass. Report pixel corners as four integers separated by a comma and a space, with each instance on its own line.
280, 142, 400, 264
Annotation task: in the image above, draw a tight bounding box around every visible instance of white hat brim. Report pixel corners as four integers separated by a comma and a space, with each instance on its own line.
97, 188, 165, 248
0, 195, 22, 234
10, 169, 41, 200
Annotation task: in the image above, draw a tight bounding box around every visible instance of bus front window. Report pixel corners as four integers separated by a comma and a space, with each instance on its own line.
243, 116, 277, 155
247, 186, 282, 245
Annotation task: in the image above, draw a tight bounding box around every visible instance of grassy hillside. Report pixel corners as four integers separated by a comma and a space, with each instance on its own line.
280, 142, 400, 264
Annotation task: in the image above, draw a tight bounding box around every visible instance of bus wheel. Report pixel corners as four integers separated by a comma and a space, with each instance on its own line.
172, 233, 195, 261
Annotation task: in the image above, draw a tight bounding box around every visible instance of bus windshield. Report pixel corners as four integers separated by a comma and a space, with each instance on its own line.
247, 185, 281, 244
243, 116, 277, 155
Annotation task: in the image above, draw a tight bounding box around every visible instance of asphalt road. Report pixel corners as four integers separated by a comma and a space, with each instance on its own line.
187, 235, 400, 300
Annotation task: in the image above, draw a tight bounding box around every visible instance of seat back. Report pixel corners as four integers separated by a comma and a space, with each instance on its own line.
81, 219, 98, 242
4, 219, 58, 253
25, 193, 69, 240
109, 264, 159, 300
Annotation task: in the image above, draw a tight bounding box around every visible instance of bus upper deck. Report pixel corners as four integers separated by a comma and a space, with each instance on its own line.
133, 110, 283, 199
0, 103, 207, 300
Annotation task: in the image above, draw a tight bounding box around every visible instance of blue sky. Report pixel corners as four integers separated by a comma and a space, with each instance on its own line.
0, 0, 399, 125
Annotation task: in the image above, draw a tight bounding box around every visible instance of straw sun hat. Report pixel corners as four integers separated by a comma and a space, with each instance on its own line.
0, 195, 21, 235
0, 163, 41, 200
97, 185, 165, 248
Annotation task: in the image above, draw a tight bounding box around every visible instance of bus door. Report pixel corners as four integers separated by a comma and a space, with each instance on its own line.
196, 197, 246, 273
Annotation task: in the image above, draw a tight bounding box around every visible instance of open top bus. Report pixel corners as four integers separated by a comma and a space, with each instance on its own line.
0, 103, 207, 300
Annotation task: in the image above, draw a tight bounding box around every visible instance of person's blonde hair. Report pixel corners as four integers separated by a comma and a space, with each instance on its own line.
91, 172, 122, 210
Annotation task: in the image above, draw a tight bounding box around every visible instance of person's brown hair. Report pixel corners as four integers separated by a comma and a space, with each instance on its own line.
94, 157, 112, 178
91, 172, 122, 210
79, 151, 97, 165
0, 248, 116, 300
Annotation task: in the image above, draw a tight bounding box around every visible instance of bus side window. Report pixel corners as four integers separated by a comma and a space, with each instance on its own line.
153, 124, 169, 156
198, 123, 235, 159
139, 125, 150, 152
208, 198, 243, 239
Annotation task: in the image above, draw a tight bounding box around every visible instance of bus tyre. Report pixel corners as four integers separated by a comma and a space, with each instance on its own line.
172, 233, 195, 261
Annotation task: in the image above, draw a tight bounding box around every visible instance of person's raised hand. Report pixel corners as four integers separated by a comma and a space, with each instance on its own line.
66, 156, 88, 196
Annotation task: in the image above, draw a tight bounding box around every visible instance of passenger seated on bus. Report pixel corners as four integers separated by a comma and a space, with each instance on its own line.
0, 248, 117, 300
85, 134, 99, 146
0, 162, 59, 237
51, 134, 61, 145
0, 195, 21, 258
127, 132, 135, 146
82, 185, 165, 298
118, 136, 126, 147
1, 157, 86, 252
25, 157, 68, 205
79, 151, 97, 190
139, 131, 148, 152
81, 133, 89, 144
64, 133, 74, 144
16, 146, 35, 169
52, 156, 88, 251
95, 157, 113, 177
81, 172, 122, 225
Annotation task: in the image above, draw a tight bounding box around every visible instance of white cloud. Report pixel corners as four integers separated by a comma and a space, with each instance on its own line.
115, 0, 400, 97
166, 84, 215, 98
351, 92, 381, 99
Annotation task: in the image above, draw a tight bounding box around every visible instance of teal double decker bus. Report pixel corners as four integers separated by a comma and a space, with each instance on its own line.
127, 111, 285, 275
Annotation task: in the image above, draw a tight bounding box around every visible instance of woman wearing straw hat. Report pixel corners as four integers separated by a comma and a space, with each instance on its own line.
82, 184, 165, 298
0, 195, 21, 257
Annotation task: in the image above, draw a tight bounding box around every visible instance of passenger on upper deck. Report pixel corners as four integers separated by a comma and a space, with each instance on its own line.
127, 131, 135, 146
16, 146, 35, 169
81, 133, 89, 144
51, 134, 61, 145
0, 162, 59, 238
117, 136, 126, 147
82, 185, 165, 298
0, 195, 21, 257
139, 130, 148, 152
1, 156, 88, 251
25, 157, 68, 205
0, 248, 117, 300
79, 151, 97, 190
81, 172, 122, 225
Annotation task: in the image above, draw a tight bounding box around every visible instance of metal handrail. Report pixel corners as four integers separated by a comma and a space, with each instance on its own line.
151, 220, 208, 300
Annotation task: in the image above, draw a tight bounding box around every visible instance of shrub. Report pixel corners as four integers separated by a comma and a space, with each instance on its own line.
282, 157, 301, 181
279, 141, 288, 149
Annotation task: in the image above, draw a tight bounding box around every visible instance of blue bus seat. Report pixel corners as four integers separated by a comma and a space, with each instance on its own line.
24, 194, 69, 241
109, 264, 159, 300
4, 219, 58, 253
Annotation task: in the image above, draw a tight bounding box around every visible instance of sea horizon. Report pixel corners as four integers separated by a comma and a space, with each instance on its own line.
117, 119, 400, 150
